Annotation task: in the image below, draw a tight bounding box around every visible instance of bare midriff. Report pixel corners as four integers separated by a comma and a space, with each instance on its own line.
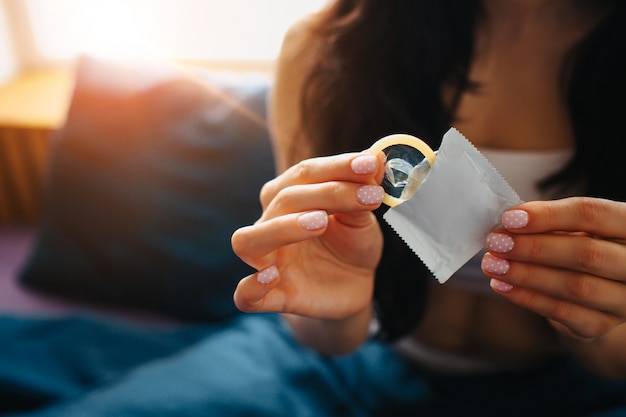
412, 283, 563, 365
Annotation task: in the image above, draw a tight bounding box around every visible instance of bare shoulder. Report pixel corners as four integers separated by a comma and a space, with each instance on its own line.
279, 17, 320, 65
270, 17, 323, 171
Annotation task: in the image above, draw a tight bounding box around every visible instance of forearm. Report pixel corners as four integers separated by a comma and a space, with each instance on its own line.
282, 305, 373, 356
567, 323, 626, 378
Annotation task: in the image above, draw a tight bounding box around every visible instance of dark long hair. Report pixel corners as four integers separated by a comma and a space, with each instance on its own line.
297, 0, 626, 340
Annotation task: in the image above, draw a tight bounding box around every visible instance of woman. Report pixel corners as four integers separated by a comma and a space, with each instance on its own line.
232, 0, 626, 415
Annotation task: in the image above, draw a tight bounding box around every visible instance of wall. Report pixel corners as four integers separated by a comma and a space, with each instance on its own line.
0, 0, 19, 83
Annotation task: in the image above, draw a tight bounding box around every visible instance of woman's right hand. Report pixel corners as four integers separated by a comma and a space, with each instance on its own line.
231, 152, 386, 321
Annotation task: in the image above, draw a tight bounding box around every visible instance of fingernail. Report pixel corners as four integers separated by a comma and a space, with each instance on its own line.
482, 253, 510, 275
257, 266, 279, 285
486, 232, 514, 253
357, 185, 385, 205
351, 155, 378, 174
490, 279, 514, 292
502, 210, 529, 229
298, 210, 328, 231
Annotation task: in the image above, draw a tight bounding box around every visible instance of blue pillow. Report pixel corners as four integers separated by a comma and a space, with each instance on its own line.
19, 57, 275, 321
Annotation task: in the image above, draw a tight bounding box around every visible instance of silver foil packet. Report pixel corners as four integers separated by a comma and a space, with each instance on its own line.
378, 128, 522, 283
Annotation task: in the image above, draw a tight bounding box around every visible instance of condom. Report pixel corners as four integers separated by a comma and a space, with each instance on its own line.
367, 134, 437, 207
375, 128, 522, 283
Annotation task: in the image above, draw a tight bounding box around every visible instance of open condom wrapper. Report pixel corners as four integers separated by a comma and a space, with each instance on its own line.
373, 128, 522, 283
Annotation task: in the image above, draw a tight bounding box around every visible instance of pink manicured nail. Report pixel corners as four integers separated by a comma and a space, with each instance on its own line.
490, 279, 513, 292
502, 210, 529, 229
482, 253, 510, 275
351, 155, 378, 174
356, 185, 385, 205
257, 266, 279, 285
486, 233, 514, 253
298, 210, 328, 231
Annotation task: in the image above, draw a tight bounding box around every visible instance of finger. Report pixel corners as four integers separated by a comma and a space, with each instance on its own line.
482, 253, 626, 319
488, 274, 621, 340
232, 210, 328, 265
487, 232, 626, 282
502, 197, 626, 239
261, 181, 384, 221
547, 320, 596, 343
233, 267, 284, 313
261, 152, 385, 208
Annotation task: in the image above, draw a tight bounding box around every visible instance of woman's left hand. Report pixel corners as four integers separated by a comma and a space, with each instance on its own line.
482, 197, 626, 342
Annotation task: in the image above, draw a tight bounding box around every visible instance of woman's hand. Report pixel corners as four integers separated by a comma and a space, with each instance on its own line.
482, 197, 626, 342
231, 152, 386, 321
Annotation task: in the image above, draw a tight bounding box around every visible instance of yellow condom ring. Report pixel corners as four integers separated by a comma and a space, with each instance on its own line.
368, 134, 437, 207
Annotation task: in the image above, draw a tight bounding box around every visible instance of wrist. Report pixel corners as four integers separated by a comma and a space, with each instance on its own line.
283, 304, 373, 356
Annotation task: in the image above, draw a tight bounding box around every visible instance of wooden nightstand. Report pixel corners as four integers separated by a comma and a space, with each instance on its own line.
0, 68, 74, 226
